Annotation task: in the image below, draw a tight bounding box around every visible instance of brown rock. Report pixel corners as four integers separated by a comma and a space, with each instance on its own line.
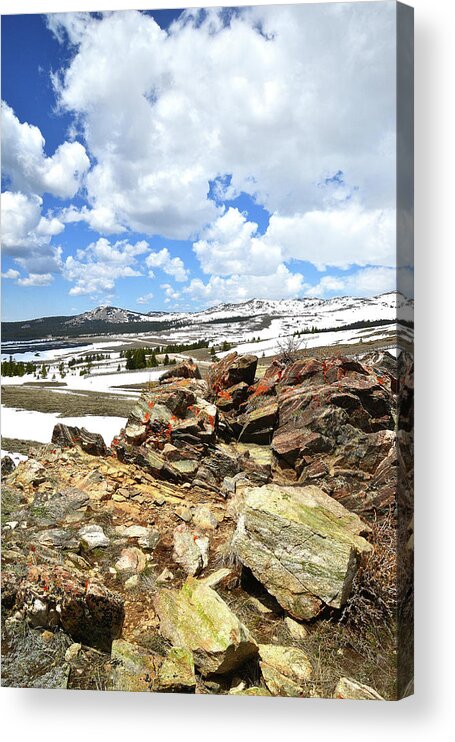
52, 424, 108, 456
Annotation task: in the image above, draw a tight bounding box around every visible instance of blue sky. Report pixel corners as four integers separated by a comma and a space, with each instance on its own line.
1, 4, 405, 321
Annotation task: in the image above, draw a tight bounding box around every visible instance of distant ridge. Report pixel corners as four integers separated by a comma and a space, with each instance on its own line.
1, 292, 413, 343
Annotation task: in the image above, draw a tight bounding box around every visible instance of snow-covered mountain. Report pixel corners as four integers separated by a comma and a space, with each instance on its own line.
2, 292, 413, 345
66, 305, 153, 326
147, 291, 413, 328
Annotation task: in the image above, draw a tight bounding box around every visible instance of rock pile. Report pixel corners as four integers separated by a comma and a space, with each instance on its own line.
1, 349, 411, 698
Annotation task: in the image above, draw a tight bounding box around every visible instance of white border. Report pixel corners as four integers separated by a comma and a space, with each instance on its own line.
1, 0, 455, 739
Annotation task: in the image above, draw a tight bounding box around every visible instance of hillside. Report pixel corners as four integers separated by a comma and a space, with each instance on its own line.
1, 292, 413, 343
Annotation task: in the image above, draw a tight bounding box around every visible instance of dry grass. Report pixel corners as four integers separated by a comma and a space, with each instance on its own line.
2, 385, 132, 418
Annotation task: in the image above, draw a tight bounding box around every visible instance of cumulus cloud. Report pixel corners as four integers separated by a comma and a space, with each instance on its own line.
262, 204, 396, 271
61, 204, 124, 235
305, 267, 400, 299
191, 202, 395, 294
63, 237, 147, 296
48, 4, 396, 240
17, 273, 54, 287
193, 207, 282, 276
1, 102, 89, 199
185, 264, 305, 305
1, 191, 64, 281
1, 268, 20, 280
136, 292, 154, 305
161, 283, 182, 304
145, 248, 188, 282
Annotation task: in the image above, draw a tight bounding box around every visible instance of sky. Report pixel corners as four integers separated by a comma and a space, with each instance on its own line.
1, 3, 411, 321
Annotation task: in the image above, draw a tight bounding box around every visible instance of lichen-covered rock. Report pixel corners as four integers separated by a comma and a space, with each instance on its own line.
209, 352, 258, 391
78, 524, 110, 550
239, 400, 278, 444
154, 647, 196, 693
333, 677, 385, 700
172, 524, 209, 576
154, 577, 258, 675
52, 424, 108, 456
193, 505, 219, 531
160, 360, 201, 382
13, 565, 124, 651
258, 644, 313, 696
11, 458, 46, 487
229, 686, 271, 696
111, 640, 196, 693
111, 639, 160, 692
232, 483, 372, 619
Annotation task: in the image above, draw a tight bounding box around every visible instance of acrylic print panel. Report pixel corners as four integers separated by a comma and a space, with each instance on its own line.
0, 2, 413, 699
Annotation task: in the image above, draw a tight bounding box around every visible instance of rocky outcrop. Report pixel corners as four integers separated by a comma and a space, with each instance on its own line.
52, 424, 108, 456
160, 360, 201, 382
1, 350, 408, 698
209, 352, 258, 392
232, 483, 372, 619
154, 578, 258, 675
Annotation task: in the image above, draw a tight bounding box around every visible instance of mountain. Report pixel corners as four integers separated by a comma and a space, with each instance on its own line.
66, 306, 154, 326
1, 292, 413, 343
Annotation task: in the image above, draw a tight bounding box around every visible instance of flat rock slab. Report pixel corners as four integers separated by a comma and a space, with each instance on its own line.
154, 577, 258, 675
232, 483, 372, 620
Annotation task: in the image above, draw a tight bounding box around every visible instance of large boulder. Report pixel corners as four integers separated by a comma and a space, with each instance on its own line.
160, 360, 201, 382
267, 356, 397, 513
154, 577, 258, 675
10, 458, 46, 487
115, 377, 216, 468
52, 424, 108, 456
239, 400, 278, 444
232, 483, 372, 620
209, 352, 258, 392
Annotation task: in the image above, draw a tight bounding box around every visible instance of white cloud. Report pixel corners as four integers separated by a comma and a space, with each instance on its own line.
61, 204, 124, 234
185, 264, 305, 305
48, 4, 396, 240
145, 248, 188, 282
1, 191, 64, 279
136, 292, 154, 305
161, 283, 181, 304
1, 268, 20, 280
192, 202, 395, 289
1, 101, 89, 199
305, 267, 398, 299
17, 273, 54, 287
193, 207, 282, 276
262, 204, 396, 271
63, 237, 147, 296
